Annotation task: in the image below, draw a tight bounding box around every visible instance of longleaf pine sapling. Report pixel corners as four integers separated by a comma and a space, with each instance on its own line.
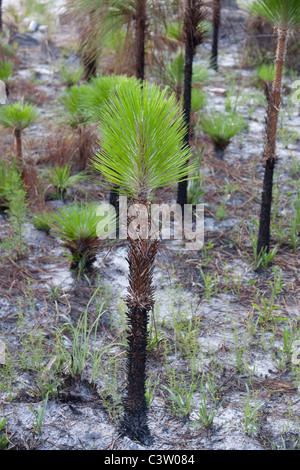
93, 80, 192, 444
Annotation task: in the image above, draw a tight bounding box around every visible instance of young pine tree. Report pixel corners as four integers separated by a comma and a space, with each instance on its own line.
0, 102, 39, 199
59, 85, 91, 171
135, 0, 147, 81
93, 80, 192, 444
0, 102, 38, 164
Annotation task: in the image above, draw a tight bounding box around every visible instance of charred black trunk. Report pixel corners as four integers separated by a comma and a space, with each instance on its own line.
214, 142, 225, 160
109, 190, 119, 211
122, 304, 150, 442
121, 236, 158, 444
256, 156, 275, 256
177, 36, 194, 207
109, 189, 119, 237
14, 128, 23, 163
210, 0, 221, 71
135, 0, 147, 81
256, 30, 288, 258
177, 1, 205, 208
0, 0, 2, 33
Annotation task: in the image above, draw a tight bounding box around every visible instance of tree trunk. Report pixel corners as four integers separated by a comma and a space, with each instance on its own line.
21, 163, 40, 202
135, 0, 147, 81
109, 188, 119, 237
210, 0, 221, 71
177, 2, 195, 207
14, 128, 40, 201
256, 156, 275, 256
257, 29, 288, 256
122, 234, 158, 445
14, 128, 23, 163
82, 51, 97, 82
77, 126, 87, 171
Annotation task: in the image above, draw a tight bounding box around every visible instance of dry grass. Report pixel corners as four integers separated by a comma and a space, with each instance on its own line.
8, 78, 50, 106
41, 125, 99, 171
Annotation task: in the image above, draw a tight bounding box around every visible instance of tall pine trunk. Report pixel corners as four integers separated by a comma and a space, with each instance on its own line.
256, 29, 288, 256
210, 0, 221, 71
135, 0, 147, 81
177, 2, 195, 207
177, 1, 205, 208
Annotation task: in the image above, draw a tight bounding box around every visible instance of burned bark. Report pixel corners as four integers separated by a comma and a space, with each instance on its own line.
256, 156, 275, 256
177, 0, 206, 207
135, 0, 147, 81
14, 128, 23, 163
257, 30, 288, 255
122, 235, 158, 444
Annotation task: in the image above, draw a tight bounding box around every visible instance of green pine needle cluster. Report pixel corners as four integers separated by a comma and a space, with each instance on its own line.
0, 61, 13, 83
93, 80, 194, 200
47, 164, 88, 199
250, 0, 300, 29
59, 85, 91, 128
51, 202, 113, 273
0, 102, 39, 131
200, 111, 246, 149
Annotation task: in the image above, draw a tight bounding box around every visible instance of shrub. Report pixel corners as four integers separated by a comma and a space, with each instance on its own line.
191, 88, 207, 113
0, 102, 39, 163
0, 61, 13, 83
200, 111, 246, 159
32, 211, 53, 234
0, 158, 23, 208
59, 85, 91, 128
59, 62, 84, 87
47, 164, 88, 200
51, 202, 113, 275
